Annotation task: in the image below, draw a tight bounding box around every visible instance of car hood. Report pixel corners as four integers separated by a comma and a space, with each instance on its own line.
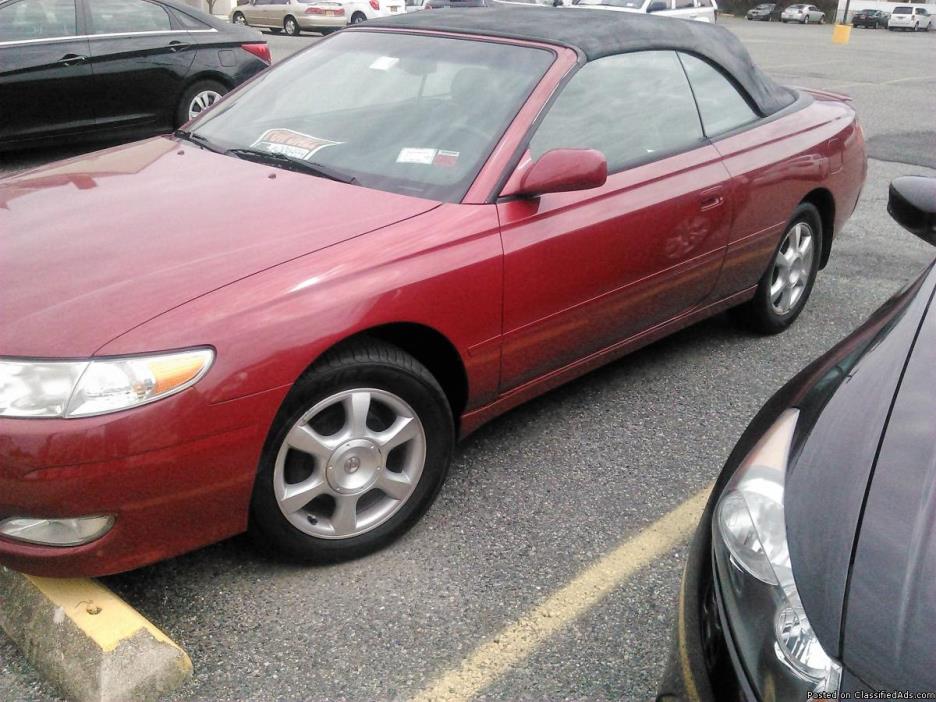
839, 273, 936, 690
0, 137, 438, 358
783, 261, 936, 661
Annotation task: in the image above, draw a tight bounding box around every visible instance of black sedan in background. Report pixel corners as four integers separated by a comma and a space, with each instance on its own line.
0, 0, 270, 151
658, 176, 936, 699
852, 8, 889, 27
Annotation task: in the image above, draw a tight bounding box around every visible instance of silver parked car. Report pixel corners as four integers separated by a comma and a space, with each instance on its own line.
780, 3, 824, 22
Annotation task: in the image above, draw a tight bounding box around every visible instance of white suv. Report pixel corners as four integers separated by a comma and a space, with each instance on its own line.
572, 0, 718, 23
888, 5, 932, 31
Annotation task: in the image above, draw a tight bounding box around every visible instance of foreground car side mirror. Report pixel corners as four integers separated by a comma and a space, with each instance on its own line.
888, 176, 936, 245
504, 148, 608, 199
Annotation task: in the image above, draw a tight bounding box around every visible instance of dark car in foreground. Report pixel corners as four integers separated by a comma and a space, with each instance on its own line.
0, 0, 270, 151
658, 176, 936, 699
745, 3, 778, 20
0, 8, 864, 577
851, 8, 888, 27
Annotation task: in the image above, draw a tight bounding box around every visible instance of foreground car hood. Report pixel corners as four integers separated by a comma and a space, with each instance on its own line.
784, 262, 936, 659
0, 137, 438, 357
841, 277, 936, 690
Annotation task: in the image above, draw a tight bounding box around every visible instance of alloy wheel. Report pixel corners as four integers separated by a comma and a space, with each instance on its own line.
188, 90, 222, 120
769, 221, 815, 316
273, 388, 427, 540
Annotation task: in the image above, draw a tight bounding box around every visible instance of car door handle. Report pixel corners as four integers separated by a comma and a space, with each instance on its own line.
168, 41, 191, 52
57, 54, 87, 66
700, 187, 725, 211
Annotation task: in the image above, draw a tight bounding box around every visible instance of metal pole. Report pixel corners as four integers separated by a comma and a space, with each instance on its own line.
841, 0, 851, 23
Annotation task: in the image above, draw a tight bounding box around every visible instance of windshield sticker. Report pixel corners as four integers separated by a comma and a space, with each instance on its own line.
251, 129, 342, 161
370, 56, 400, 71
397, 148, 438, 165
433, 150, 459, 167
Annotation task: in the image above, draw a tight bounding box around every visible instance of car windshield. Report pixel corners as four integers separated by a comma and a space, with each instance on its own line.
756, 4, 774, 8
189, 31, 553, 202
893, 6, 910, 12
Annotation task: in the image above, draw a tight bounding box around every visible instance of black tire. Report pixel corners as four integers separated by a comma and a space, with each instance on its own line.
232, 11, 246, 25
731, 203, 823, 335
350, 11, 367, 24
249, 340, 454, 562
175, 79, 227, 127
284, 15, 301, 35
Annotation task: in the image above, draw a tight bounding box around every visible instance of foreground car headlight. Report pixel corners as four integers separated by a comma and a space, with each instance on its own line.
0, 516, 114, 546
713, 409, 842, 697
0, 349, 214, 418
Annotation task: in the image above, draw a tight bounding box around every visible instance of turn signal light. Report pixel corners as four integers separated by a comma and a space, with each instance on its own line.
241, 42, 271, 65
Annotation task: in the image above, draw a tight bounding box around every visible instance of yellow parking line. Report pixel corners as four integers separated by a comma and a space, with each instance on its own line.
412, 485, 712, 702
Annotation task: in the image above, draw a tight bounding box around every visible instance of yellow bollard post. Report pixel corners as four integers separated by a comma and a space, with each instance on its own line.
832, 23, 852, 44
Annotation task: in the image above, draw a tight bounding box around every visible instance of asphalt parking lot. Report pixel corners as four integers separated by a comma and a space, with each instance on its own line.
2, 17, 935, 702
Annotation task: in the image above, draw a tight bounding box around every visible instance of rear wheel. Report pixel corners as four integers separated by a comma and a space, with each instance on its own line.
818, 14, 824, 23
232, 11, 246, 24
176, 79, 227, 126
350, 11, 367, 23
249, 341, 454, 562
284, 15, 301, 35
732, 203, 822, 335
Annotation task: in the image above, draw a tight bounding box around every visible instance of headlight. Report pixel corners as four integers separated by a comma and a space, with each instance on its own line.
0, 349, 214, 418
713, 409, 842, 697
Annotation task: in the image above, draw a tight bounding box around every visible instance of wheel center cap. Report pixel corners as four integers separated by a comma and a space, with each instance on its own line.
326, 440, 381, 494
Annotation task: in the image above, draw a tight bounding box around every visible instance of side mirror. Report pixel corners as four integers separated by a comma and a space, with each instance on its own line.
647, 1, 667, 12
888, 176, 936, 245
506, 148, 607, 198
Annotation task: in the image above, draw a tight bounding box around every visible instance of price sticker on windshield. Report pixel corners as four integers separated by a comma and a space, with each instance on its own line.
252, 129, 342, 161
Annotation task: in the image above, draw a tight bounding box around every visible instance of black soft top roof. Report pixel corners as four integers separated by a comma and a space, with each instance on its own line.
360, 6, 796, 115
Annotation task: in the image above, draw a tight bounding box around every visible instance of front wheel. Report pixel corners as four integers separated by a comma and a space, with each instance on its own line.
818, 15, 824, 23
232, 11, 246, 25
350, 11, 367, 24
249, 341, 454, 562
732, 203, 822, 335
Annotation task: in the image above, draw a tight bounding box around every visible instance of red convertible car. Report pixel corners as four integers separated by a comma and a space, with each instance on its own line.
0, 7, 865, 576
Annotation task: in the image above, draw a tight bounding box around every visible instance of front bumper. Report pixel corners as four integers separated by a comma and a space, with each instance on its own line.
0, 385, 288, 577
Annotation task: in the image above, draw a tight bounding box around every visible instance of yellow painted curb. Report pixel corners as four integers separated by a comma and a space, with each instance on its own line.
0, 566, 192, 702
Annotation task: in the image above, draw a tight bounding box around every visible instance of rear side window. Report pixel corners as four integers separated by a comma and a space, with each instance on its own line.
0, 0, 77, 41
172, 9, 211, 29
678, 53, 758, 136
529, 51, 704, 173
87, 0, 171, 33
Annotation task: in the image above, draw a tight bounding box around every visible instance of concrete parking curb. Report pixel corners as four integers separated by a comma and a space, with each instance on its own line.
0, 566, 192, 702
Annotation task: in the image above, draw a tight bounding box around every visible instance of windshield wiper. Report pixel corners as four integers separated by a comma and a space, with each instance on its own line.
226, 148, 357, 184
174, 129, 224, 154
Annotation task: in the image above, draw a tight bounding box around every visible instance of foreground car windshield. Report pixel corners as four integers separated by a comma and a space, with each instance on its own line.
190, 31, 553, 202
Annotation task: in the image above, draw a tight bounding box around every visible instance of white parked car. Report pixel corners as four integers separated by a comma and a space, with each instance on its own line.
232, 0, 404, 35
888, 5, 932, 30
780, 3, 824, 23
572, 0, 718, 23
